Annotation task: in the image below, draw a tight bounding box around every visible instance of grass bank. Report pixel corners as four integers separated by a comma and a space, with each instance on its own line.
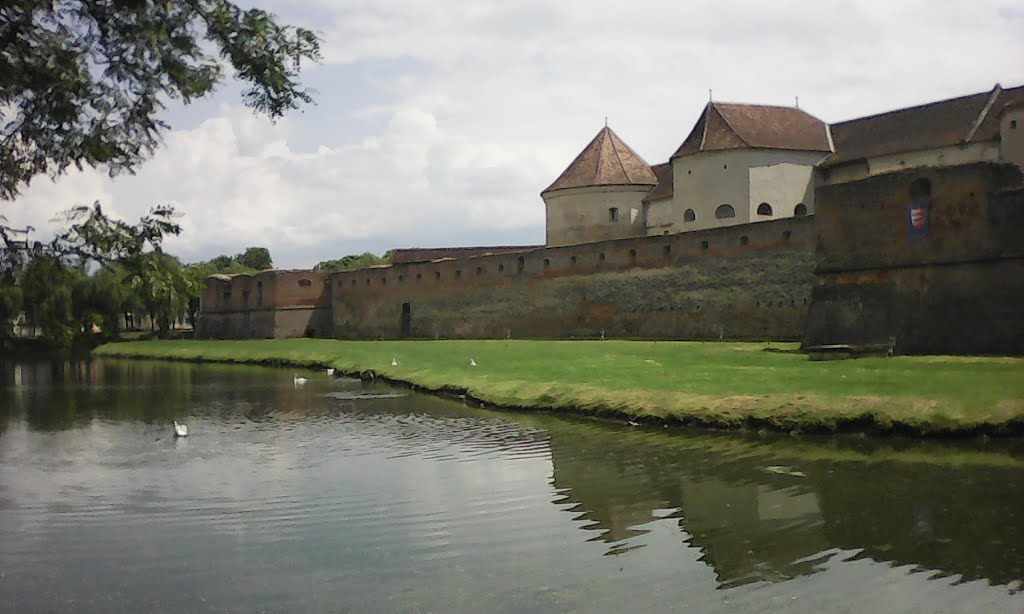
93, 339, 1024, 435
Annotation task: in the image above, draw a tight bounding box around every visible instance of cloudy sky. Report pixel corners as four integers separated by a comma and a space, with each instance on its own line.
7, 0, 1024, 269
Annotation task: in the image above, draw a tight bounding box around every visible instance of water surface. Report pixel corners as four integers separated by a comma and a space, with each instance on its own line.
1, 358, 1023, 612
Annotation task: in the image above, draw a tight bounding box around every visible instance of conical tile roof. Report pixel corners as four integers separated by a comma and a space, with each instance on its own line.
542, 127, 658, 195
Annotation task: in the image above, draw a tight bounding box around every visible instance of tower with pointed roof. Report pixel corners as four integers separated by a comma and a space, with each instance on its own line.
542, 126, 658, 247
647, 102, 832, 235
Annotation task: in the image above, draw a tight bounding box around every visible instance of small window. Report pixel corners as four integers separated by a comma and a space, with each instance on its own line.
298, 279, 312, 287
794, 203, 808, 217
910, 178, 932, 200
455, 270, 462, 278
256, 281, 263, 307
223, 290, 231, 303
663, 245, 671, 259
740, 236, 749, 246
570, 255, 577, 265
543, 258, 550, 269
516, 256, 525, 274
1010, 119, 1018, 130
629, 249, 637, 263
365, 278, 371, 286
435, 271, 441, 280
609, 207, 619, 222
398, 275, 404, 282
757, 202, 773, 216
723, 164, 728, 170
498, 264, 505, 273
598, 252, 606, 262
351, 279, 357, 286
380, 277, 386, 285
687, 169, 692, 175
684, 209, 696, 223
715, 204, 735, 219
782, 230, 792, 242
416, 273, 422, 281
701, 241, 709, 250
476, 266, 483, 275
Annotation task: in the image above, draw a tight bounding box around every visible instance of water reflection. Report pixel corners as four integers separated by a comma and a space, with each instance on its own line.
1, 358, 1022, 612
543, 420, 1024, 588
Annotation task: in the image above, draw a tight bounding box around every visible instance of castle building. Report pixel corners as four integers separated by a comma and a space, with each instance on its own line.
198, 84, 1024, 354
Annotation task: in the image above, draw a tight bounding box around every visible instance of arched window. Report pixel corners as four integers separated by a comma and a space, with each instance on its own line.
757, 202, 773, 216
715, 204, 735, 219
516, 256, 525, 274
298, 279, 312, 287
910, 178, 931, 201
794, 203, 808, 217
740, 236, 749, 246
684, 209, 696, 222
628, 249, 637, 264
256, 281, 263, 307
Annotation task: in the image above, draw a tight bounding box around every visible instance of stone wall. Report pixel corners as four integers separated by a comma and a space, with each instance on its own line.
197, 270, 331, 339
331, 217, 816, 340
804, 162, 1024, 354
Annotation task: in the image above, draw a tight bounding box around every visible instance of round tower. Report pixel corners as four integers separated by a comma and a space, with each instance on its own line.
542, 126, 658, 247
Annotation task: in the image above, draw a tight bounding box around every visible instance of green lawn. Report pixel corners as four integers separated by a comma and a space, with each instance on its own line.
93, 339, 1024, 434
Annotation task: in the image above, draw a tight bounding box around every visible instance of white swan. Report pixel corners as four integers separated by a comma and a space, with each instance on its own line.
325, 367, 335, 376
173, 420, 189, 437
293, 373, 308, 385
469, 358, 477, 367
391, 357, 398, 367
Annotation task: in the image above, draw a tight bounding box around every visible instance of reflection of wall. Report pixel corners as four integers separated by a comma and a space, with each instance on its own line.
544, 421, 1024, 590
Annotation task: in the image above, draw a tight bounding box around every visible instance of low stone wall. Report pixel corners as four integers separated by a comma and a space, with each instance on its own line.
331, 217, 815, 340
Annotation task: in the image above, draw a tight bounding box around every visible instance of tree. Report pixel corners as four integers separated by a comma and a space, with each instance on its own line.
235, 246, 273, 271
1, 0, 321, 201
314, 252, 392, 273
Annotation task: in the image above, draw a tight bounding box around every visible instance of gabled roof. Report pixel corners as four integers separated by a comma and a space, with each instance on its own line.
642, 162, 673, 203
825, 84, 1024, 166
542, 126, 658, 195
672, 102, 832, 159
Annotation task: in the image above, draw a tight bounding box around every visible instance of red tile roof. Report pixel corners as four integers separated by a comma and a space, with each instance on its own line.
672, 102, 831, 159
543, 126, 658, 194
825, 84, 1024, 166
642, 162, 673, 203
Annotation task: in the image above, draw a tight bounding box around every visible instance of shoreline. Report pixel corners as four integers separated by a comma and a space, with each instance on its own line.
92, 339, 1024, 437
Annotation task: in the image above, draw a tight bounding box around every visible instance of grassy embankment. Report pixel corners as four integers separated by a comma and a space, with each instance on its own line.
94, 339, 1024, 435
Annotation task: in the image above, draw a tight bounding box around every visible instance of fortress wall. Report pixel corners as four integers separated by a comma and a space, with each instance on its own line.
198, 270, 330, 339
330, 217, 815, 340
804, 163, 1024, 354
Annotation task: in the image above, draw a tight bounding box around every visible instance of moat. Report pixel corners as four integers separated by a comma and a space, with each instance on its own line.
2, 358, 1023, 612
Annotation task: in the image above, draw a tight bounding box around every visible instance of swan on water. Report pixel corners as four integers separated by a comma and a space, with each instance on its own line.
391, 357, 399, 367
173, 420, 189, 437
294, 373, 308, 385
325, 368, 335, 376
469, 358, 477, 367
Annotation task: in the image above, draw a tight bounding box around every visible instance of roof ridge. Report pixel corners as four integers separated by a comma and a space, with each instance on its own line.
966, 85, 1002, 143
605, 128, 632, 182
831, 85, 1000, 126
711, 102, 751, 148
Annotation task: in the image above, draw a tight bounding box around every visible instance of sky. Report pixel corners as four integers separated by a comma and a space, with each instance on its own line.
6, 0, 1024, 269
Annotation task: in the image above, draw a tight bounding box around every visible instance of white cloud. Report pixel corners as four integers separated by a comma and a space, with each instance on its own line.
5, 0, 1024, 267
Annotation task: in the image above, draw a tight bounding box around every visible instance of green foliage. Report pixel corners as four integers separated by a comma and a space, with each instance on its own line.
19, 256, 84, 347
0, 0, 321, 200
236, 246, 273, 271
314, 251, 391, 273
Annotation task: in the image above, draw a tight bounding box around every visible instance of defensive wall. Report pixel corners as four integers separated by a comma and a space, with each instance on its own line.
197, 269, 331, 339
330, 217, 816, 340
803, 162, 1024, 355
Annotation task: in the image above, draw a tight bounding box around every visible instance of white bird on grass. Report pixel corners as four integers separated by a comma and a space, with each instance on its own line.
173, 420, 189, 437
294, 373, 308, 385
391, 357, 399, 367
325, 367, 335, 376
469, 358, 477, 367
627, 420, 640, 427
